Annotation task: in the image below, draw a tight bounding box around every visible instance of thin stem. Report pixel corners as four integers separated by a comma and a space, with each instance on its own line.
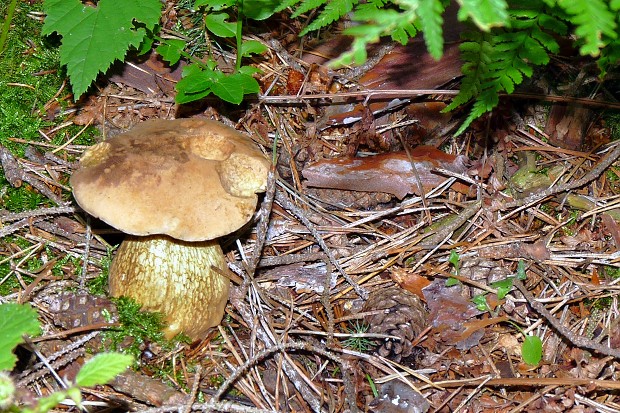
235, 1, 243, 72
0, 0, 18, 56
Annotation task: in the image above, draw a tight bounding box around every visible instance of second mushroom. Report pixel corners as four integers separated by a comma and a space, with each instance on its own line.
71, 118, 270, 340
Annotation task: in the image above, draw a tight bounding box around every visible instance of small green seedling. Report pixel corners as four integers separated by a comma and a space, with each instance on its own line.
0, 303, 133, 412
342, 321, 375, 352
445, 249, 461, 286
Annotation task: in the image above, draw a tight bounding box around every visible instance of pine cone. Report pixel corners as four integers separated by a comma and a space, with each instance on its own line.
363, 286, 428, 363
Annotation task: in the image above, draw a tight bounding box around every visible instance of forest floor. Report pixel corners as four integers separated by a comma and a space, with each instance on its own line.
1, 2, 620, 413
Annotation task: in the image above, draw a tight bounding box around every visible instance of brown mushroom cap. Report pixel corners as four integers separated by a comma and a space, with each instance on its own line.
70, 118, 270, 241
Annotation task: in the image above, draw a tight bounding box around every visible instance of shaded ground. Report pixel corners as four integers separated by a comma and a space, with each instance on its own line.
2, 2, 620, 413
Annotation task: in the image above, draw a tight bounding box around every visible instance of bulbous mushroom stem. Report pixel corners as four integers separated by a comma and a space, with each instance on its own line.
108, 235, 230, 340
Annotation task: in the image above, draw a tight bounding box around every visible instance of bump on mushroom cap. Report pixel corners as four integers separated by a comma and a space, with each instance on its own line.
70, 118, 270, 242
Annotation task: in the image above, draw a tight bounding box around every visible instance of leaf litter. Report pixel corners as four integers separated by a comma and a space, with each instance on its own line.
2, 3, 620, 413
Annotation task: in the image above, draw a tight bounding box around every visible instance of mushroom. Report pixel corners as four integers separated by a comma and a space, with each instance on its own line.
70, 118, 270, 340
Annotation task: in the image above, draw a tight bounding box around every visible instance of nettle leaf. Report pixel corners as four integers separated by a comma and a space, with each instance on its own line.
205, 12, 236, 37
42, 0, 162, 99
75, 353, 133, 387
157, 39, 187, 65
0, 303, 41, 371
240, 40, 267, 57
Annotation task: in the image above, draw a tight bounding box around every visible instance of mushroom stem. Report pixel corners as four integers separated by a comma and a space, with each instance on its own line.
108, 235, 230, 340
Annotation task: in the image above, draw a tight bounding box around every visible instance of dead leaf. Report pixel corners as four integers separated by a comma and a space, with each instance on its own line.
302, 146, 469, 199
422, 280, 484, 350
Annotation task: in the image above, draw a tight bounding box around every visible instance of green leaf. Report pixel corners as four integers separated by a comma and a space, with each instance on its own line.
210, 72, 259, 104
417, 0, 445, 59
242, 0, 281, 20
177, 69, 214, 94
490, 277, 513, 300
516, 260, 527, 280
472, 294, 489, 311
0, 372, 15, 407
240, 40, 267, 57
521, 335, 543, 365
300, 0, 357, 35
36, 391, 67, 413
75, 353, 133, 387
0, 303, 41, 371
65, 387, 83, 409
205, 12, 236, 37
457, 0, 509, 31
42, 0, 162, 99
445, 277, 460, 287
558, 0, 616, 55
194, 0, 233, 10
157, 39, 187, 65
449, 249, 460, 274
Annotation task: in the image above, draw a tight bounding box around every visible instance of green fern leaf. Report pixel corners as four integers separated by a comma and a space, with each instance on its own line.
558, 0, 616, 56
445, 30, 495, 111
300, 0, 358, 35
292, 0, 327, 18
275, 0, 303, 12
457, 0, 509, 31
42, 0, 161, 99
598, 38, 620, 76
417, 0, 445, 59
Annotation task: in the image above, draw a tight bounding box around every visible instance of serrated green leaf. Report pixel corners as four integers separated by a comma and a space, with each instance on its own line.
75, 353, 133, 387
418, 0, 445, 59
0, 303, 41, 371
205, 12, 236, 37
240, 40, 267, 57
521, 335, 543, 365
42, 0, 162, 99
157, 39, 187, 65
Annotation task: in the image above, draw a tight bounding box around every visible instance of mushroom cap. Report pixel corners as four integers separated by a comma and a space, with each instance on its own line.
71, 118, 270, 242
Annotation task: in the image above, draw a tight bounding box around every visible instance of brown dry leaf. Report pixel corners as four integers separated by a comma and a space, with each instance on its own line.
302, 146, 469, 199
422, 280, 484, 350
390, 267, 431, 299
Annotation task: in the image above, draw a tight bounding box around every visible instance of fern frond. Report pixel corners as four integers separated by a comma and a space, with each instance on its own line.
275, 0, 304, 13
417, 0, 445, 59
457, 0, 510, 31
300, 0, 358, 35
558, 0, 617, 56
292, 0, 327, 18
450, 2, 560, 134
